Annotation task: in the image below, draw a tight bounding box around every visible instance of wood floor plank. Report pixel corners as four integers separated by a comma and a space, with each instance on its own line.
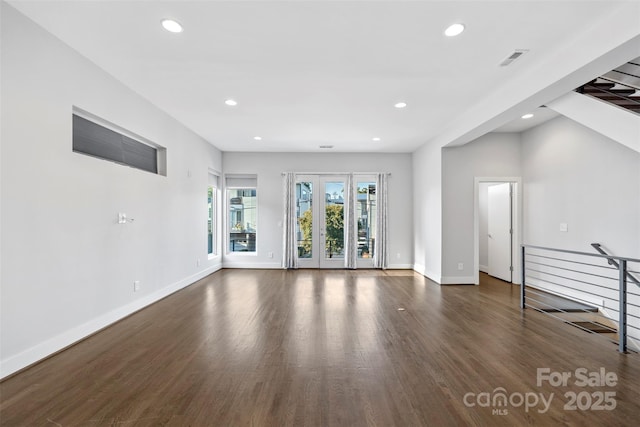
2, 269, 640, 426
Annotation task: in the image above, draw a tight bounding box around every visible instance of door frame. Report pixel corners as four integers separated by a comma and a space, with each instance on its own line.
473, 177, 522, 285
296, 175, 349, 268
296, 175, 319, 268
294, 173, 379, 269
487, 182, 513, 282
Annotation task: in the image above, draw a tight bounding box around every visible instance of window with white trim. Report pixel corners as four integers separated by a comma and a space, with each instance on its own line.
226, 175, 257, 253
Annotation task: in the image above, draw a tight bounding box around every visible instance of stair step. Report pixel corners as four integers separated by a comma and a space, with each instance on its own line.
569, 321, 616, 334
588, 81, 615, 89
583, 86, 636, 96
586, 93, 640, 101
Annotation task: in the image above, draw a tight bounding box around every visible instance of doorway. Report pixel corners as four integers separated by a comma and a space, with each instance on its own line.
487, 183, 512, 282
473, 177, 521, 285
295, 175, 376, 268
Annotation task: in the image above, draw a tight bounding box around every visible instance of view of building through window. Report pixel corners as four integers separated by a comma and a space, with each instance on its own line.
296, 182, 313, 258
357, 182, 376, 258
324, 182, 344, 259
228, 188, 257, 252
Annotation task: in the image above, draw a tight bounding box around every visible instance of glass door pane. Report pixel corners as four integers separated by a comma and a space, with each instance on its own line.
296, 176, 319, 268
356, 182, 376, 259
296, 181, 313, 259
322, 179, 345, 267
207, 186, 214, 255
356, 178, 376, 268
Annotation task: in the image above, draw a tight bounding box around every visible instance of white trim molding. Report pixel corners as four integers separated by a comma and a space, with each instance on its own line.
440, 276, 476, 285
0, 265, 221, 380
413, 264, 442, 284
473, 177, 523, 286
222, 261, 282, 269
387, 264, 413, 270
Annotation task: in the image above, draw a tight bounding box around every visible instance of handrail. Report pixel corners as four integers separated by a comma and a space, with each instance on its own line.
588, 75, 639, 92
591, 243, 640, 286
596, 75, 639, 91
521, 244, 640, 353
522, 244, 640, 263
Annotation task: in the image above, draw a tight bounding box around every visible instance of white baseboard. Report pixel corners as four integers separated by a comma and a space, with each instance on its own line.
440, 276, 476, 285
413, 264, 442, 284
479, 264, 488, 273
222, 261, 282, 269
413, 263, 425, 275
0, 265, 221, 380
387, 263, 413, 269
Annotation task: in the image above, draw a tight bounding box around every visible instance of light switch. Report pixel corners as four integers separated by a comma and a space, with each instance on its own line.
560, 223, 568, 232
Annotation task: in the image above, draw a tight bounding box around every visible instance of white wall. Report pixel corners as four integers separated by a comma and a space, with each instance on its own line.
521, 115, 640, 338
0, 4, 223, 378
522, 116, 640, 257
547, 91, 640, 155
441, 133, 522, 283
412, 142, 442, 282
222, 152, 413, 269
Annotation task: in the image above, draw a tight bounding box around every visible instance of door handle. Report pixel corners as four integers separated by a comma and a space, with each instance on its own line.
488, 233, 492, 239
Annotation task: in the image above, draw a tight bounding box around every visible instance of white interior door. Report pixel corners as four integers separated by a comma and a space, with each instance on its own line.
488, 183, 512, 282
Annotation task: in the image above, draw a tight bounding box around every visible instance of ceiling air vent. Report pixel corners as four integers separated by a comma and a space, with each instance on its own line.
499, 49, 529, 67
319, 145, 334, 149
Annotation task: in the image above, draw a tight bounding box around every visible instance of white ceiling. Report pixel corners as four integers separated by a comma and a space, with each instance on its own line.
7, 1, 638, 152
492, 107, 559, 133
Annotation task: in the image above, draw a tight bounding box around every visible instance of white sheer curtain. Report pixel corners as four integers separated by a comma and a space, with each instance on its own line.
374, 173, 389, 269
282, 172, 298, 269
344, 174, 357, 269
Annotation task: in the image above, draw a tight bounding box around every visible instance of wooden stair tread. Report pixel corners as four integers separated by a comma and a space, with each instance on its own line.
569, 321, 616, 334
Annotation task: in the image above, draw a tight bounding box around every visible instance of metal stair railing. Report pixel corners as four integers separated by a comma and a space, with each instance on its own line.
520, 244, 640, 353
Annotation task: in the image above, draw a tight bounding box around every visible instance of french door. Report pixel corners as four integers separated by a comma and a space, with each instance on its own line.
295, 175, 376, 269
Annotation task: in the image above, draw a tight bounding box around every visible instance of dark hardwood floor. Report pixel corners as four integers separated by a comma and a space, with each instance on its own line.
2, 270, 640, 426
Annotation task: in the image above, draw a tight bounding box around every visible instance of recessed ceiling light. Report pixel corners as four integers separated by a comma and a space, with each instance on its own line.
225, 99, 238, 106
161, 19, 183, 33
521, 113, 534, 119
253, 136, 262, 141
394, 102, 407, 109
372, 137, 381, 142
444, 23, 465, 37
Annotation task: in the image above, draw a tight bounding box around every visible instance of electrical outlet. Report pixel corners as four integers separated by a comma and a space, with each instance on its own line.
268, 251, 274, 259
397, 252, 401, 259
133, 281, 140, 292
118, 213, 127, 224
196, 258, 200, 267
457, 263, 464, 271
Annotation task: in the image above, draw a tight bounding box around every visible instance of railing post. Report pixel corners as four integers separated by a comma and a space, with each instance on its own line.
520, 245, 526, 309
619, 259, 628, 353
